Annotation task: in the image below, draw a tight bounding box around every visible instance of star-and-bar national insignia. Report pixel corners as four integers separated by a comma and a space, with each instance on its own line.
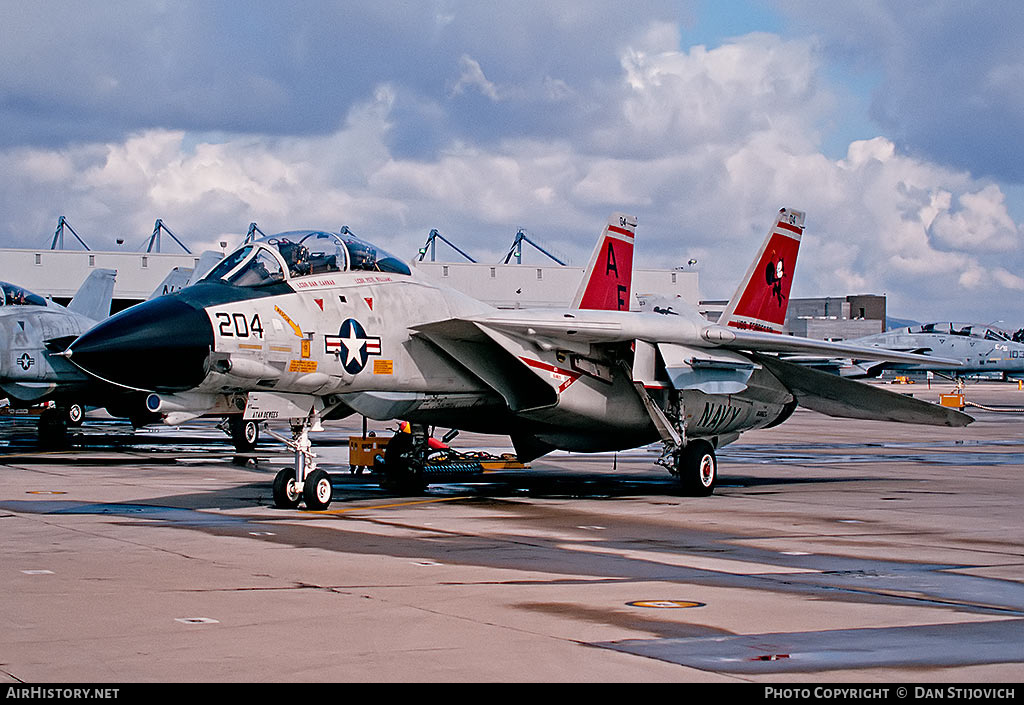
325, 318, 381, 374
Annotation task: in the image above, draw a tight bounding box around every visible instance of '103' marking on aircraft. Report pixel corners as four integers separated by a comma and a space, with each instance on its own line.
63, 209, 970, 510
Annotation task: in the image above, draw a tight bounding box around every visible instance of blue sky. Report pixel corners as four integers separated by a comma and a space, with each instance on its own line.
1, 0, 1023, 324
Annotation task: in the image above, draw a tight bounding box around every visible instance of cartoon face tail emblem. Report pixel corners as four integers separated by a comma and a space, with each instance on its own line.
765, 251, 787, 307
324, 318, 381, 374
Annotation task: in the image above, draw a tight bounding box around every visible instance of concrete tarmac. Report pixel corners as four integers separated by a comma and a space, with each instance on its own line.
1, 380, 1022, 683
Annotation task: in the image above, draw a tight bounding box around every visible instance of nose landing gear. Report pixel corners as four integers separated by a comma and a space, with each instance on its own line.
267, 411, 333, 511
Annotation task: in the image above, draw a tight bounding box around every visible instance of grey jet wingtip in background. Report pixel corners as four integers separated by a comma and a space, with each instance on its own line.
64, 208, 970, 510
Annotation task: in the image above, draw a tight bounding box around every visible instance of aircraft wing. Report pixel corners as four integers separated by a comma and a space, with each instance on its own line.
753, 354, 972, 426
438, 310, 963, 369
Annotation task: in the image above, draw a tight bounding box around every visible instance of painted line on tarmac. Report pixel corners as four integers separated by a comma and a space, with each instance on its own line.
0, 450, 80, 460
310, 495, 472, 515
562, 544, 820, 575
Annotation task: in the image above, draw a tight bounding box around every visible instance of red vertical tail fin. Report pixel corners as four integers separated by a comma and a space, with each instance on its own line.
572, 213, 637, 311
718, 208, 804, 333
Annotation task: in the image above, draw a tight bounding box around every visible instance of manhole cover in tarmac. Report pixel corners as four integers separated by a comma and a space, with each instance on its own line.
627, 600, 704, 609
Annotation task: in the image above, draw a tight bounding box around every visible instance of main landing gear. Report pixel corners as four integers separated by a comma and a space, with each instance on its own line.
266, 411, 334, 511
657, 438, 718, 496
634, 384, 718, 496
36, 403, 86, 447
223, 415, 260, 452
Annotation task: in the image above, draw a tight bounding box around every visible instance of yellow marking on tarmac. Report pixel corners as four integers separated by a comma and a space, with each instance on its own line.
310, 496, 470, 515
628, 600, 704, 609
274, 305, 303, 337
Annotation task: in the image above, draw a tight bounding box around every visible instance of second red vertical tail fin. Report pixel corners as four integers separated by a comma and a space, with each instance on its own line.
718, 208, 804, 333
572, 213, 637, 311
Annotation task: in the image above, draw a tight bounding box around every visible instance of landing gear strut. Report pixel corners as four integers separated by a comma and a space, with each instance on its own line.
644, 390, 717, 496
265, 410, 333, 510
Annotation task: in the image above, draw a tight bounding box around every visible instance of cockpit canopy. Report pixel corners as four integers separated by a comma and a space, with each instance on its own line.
201, 230, 411, 288
912, 322, 1011, 341
0, 281, 47, 307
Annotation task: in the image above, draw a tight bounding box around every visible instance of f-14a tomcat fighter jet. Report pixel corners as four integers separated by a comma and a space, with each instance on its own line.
0, 270, 119, 441
64, 209, 970, 509
802, 322, 1024, 381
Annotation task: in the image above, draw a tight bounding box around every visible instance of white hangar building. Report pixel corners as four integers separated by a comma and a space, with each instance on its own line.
0, 224, 883, 339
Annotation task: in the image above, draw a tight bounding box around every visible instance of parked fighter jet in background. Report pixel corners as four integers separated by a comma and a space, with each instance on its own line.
0, 255, 262, 449
0, 270, 124, 440
147, 250, 226, 300
813, 322, 1024, 380
64, 208, 969, 510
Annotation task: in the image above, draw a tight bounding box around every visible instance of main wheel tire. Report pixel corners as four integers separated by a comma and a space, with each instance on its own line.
303, 469, 333, 510
272, 468, 302, 509
229, 416, 259, 452
680, 440, 717, 496
379, 433, 426, 494
37, 409, 69, 448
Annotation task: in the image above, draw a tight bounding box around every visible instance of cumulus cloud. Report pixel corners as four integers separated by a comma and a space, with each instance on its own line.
451, 56, 501, 101
928, 184, 1021, 252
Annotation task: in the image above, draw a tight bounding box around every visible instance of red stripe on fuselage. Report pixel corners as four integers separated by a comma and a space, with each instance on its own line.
519, 356, 581, 393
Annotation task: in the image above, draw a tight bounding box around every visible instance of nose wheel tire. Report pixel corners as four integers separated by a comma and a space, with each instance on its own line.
679, 440, 717, 496
272, 468, 302, 509
303, 469, 333, 510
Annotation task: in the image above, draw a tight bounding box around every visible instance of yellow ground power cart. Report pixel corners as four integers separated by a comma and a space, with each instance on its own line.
348, 434, 528, 476
348, 436, 390, 474
939, 393, 965, 410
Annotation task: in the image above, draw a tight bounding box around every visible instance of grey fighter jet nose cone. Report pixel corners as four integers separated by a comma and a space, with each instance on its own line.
67, 296, 213, 392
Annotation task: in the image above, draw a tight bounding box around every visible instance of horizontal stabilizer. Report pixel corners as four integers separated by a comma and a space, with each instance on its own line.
755, 354, 973, 427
